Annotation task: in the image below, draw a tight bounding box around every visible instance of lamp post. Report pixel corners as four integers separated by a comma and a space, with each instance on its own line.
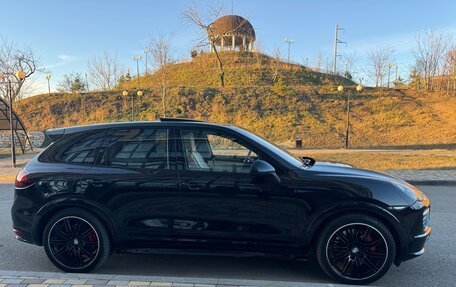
122, 90, 133, 121
387, 63, 392, 88
144, 48, 150, 75
45, 73, 51, 94
132, 55, 142, 87
338, 85, 351, 149
136, 90, 143, 120
0, 70, 26, 167
284, 38, 294, 65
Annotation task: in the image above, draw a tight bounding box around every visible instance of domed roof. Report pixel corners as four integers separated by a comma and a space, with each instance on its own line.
211, 15, 255, 40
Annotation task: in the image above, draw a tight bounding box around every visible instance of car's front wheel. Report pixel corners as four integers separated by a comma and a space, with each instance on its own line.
43, 208, 111, 273
316, 213, 395, 285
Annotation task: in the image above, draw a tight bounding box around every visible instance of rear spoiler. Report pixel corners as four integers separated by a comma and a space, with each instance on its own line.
45, 128, 66, 142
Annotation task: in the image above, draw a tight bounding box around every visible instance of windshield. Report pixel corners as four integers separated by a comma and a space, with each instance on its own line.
232, 127, 304, 168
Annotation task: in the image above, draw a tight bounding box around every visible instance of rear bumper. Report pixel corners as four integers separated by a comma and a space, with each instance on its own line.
11, 186, 41, 245
12, 228, 34, 244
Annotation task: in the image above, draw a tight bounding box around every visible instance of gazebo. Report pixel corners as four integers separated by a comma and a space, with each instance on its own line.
209, 15, 256, 52
0, 96, 33, 153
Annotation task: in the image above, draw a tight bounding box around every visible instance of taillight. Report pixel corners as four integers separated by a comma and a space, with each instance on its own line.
15, 169, 34, 188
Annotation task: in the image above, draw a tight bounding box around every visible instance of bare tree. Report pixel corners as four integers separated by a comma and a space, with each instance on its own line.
146, 34, 175, 116
182, 2, 227, 86
367, 47, 394, 87
146, 35, 174, 78
342, 52, 357, 81
0, 36, 38, 101
315, 52, 322, 72
442, 46, 456, 93
87, 52, 124, 91
271, 48, 284, 82
412, 30, 452, 90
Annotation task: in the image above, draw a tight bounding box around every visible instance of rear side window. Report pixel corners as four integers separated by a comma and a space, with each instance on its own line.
61, 132, 105, 164
103, 128, 171, 170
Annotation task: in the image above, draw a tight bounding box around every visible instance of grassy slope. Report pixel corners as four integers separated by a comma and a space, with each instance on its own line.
14, 52, 456, 149
121, 51, 355, 88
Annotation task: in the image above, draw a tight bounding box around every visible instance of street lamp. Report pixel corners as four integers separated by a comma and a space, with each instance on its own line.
387, 63, 393, 88
122, 90, 133, 121
284, 38, 294, 65
45, 74, 51, 94
132, 55, 142, 87
136, 90, 143, 120
0, 70, 26, 167
337, 85, 351, 149
144, 48, 150, 75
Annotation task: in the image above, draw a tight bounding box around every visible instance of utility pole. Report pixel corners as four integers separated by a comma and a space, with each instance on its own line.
333, 24, 347, 75
85, 73, 89, 92
144, 48, 150, 75
45, 74, 51, 94
8, 79, 16, 167
387, 63, 393, 88
133, 55, 142, 87
395, 65, 398, 81
285, 38, 294, 66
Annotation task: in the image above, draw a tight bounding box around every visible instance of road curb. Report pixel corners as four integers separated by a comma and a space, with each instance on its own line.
0, 270, 367, 287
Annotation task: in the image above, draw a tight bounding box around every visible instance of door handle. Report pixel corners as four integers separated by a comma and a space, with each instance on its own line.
86, 179, 107, 187
182, 183, 202, 191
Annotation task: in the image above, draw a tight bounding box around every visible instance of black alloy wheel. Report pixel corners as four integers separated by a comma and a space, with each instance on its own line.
43, 209, 111, 272
317, 214, 395, 285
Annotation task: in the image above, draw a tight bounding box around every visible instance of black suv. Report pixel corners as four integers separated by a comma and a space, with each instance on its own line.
11, 119, 430, 285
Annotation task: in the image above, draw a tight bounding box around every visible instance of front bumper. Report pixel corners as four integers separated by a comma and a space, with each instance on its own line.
396, 205, 431, 264
402, 225, 431, 261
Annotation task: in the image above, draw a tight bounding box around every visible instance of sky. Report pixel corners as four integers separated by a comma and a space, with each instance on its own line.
1, 0, 456, 95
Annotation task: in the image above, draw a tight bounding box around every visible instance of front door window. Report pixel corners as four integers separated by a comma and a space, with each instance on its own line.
180, 129, 258, 173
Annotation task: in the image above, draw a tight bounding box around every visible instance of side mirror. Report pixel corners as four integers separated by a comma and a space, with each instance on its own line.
249, 160, 281, 183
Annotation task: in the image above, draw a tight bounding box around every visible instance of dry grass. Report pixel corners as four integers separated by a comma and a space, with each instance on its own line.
1, 148, 455, 183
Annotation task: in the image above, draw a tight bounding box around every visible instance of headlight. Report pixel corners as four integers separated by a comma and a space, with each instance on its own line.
410, 200, 424, 210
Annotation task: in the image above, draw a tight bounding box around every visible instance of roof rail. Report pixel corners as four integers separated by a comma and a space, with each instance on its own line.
159, 117, 205, 122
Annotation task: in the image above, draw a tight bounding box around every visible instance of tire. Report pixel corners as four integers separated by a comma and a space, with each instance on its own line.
316, 213, 395, 285
43, 208, 111, 273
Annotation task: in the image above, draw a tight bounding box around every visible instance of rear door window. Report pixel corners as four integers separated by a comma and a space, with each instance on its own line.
103, 127, 172, 170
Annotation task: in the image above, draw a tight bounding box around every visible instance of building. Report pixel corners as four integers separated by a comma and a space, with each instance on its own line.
209, 15, 255, 52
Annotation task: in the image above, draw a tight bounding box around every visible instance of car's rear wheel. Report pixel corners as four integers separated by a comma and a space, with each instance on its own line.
43, 208, 111, 273
316, 213, 395, 285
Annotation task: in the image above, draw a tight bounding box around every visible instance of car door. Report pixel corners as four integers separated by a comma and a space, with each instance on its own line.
82, 126, 181, 248
176, 127, 297, 252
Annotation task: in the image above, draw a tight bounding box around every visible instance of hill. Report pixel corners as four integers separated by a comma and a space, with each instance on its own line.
15, 85, 456, 149
120, 51, 355, 88
11, 51, 456, 149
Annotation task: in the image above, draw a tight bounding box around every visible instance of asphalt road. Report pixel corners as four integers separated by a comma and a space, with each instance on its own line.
0, 183, 454, 286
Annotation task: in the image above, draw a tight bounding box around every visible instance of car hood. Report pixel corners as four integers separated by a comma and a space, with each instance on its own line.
303, 161, 404, 183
